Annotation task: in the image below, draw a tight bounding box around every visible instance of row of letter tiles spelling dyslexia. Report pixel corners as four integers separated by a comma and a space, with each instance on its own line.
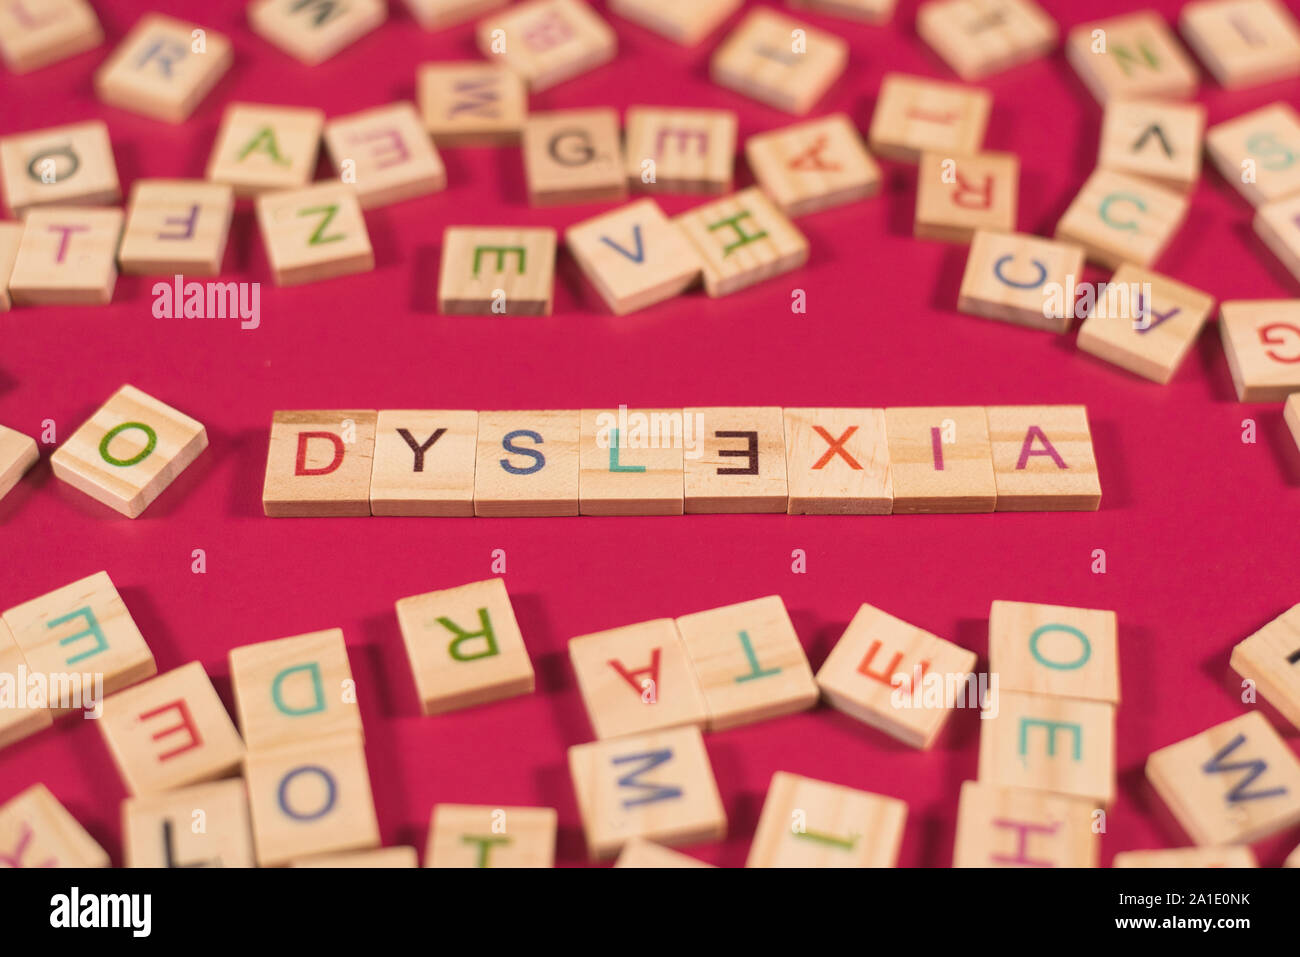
261, 405, 1102, 517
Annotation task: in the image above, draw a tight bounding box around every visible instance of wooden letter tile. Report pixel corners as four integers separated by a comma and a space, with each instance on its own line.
1066, 11, 1198, 104
1055, 168, 1189, 268
122, 778, 254, 867
424, 804, 556, 867
1230, 604, 1300, 731
608, 0, 739, 46
1289, 393, 1300, 452
417, 62, 527, 147
867, 73, 992, 164
255, 184, 374, 286
8, 207, 122, 306
473, 410, 580, 516
988, 600, 1118, 702
0, 221, 21, 312
249, 0, 385, 65
1112, 846, 1257, 867
94, 13, 232, 123
263, 410, 377, 517
683, 407, 788, 513
0, 616, 53, 750
395, 578, 535, 716
405, 0, 508, 30
1206, 103, 1300, 208
782, 408, 892, 514
915, 150, 1018, 243
0, 784, 108, 867
1254, 193, 1300, 285
437, 226, 556, 315
522, 108, 624, 207
228, 629, 362, 749
614, 838, 714, 867
746, 771, 907, 867
815, 602, 977, 748
710, 8, 848, 115
674, 187, 808, 297
0, 0, 101, 74
291, 846, 417, 867
1146, 711, 1300, 844
370, 410, 477, 517
1179, 0, 1300, 89
885, 406, 996, 513
957, 230, 1085, 333
476, 0, 616, 92
917, 0, 1058, 81
952, 780, 1098, 867
1219, 299, 1300, 401
1098, 99, 1205, 192
624, 107, 737, 195
568, 725, 725, 859
51, 384, 207, 519
579, 408, 684, 515
0, 120, 120, 217
987, 405, 1101, 511
206, 103, 324, 198
745, 114, 882, 217
323, 101, 446, 210
0, 422, 38, 501
789, 0, 896, 21
118, 180, 234, 277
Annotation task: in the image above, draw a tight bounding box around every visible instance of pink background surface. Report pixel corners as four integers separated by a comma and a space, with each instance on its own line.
2, 0, 1299, 866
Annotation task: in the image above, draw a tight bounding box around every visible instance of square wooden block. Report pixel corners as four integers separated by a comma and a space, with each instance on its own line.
51, 384, 207, 519
624, 107, 737, 195
118, 180, 234, 277
263, 409, 377, 517
745, 114, 882, 217
1146, 711, 1300, 844
2, 571, 156, 711
609, 0, 739, 45
228, 628, 363, 750
957, 230, 1086, 333
1055, 168, 1189, 268
0, 120, 120, 217
1076, 264, 1215, 383
579, 408, 684, 515
815, 602, 977, 748
566, 199, 702, 315
292, 846, 417, 867
473, 410, 579, 516
675, 596, 817, 730
987, 405, 1101, 511
0, 221, 21, 312
476, 0, 616, 92
710, 8, 848, 115
0, 422, 38, 501
370, 410, 477, 516
915, 150, 1018, 243
1112, 846, 1257, 868
8, 207, 122, 307
245, 733, 380, 867
569, 725, 725, 859
255, 183, 374, 287
1098, 99, 1205, 192
1219, 300, 1300, 401
1230, 603, 1300, 730
790, 0, 895, 20
989, 600, 1118, 703
1066, 11, 1198, 104
424, 804, 556, 867
614, 838, 714, 867
952, 780, 1099, 867
94, 13, 232, 123
99, 661, 245, 796
682, 407, 788, 513
522, 108, 624, 206
122, 778, 254, 867
395, 578, 535, 716
867, 72, 992, 164
885, 406, 997, 513
405, 0, 507, 30
917, 0, 1058, 81
323, 102, 446, 210
675, 187, 808, 297
1179, 0, 1300, 88
417, 62, 527, 147
0, 616, 53, 751
782, 408, 892, 514
249, 0, 385, 65
0, 784, 108, 867
0, 0, 101, 74
1206, 103, 1300, 208
1288, 394, 1300, 453
206, 103, 324, 198
1254, 193, 1300, 285
569, 618, 706, 739
746, 771, 907, 867
978, 690, 1116, 804
437, 226, 557, 315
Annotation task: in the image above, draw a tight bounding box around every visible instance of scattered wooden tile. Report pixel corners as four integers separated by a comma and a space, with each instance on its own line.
867, 72, 992, 164
1098, 99, 1204, 192
0, 221, 20, 311
2, 571, 156, 712
522, 108, 625, 206
118, 180, 234, 277
476, 0, 617, 92
788, 0, 895, 22
1055, 168, 1189, 268
1112, 846, 1258, 867
1288, 393, 1300, 452
917, 0, 1058, 81
578, 408, 684, 515
674, 187, 808, 297
94, 13, 232, 123
1065, 11, 1199, 104
0, 616, 53, 751
291, 846, 418, 867
710, 8, 848, 115
745, 113, 882, 217
244, 732, 380, 867
782, 408, 892, 514
122, 778, 254, 867
0, 422, 38, 502
624, 107, 737, 195
978, 690, 1116, 804
263, 410, 377, 517
1253, 193, 1300, 285
987, 405, 1101, 511
568, 725, 725, 859
915, 150, 1018, 243
952, 780, 1099, 867
957, 231, 1086, 333
0, 0, 101, 74
1230, 603, 1300, 731
7, 207, 122, 307
206, 103, 324, 198
228, 628, 363, 750
417, 62, 528, 147
1146, 711, 1300, 844
1219, 299, 1300, 401
885, 406, 997, 513
51, 384, 207, 518
424, 804, 556, 867
323, 101, 446, 210
1288, 843, 1300, 867
0, 120, 120, 218
0, 784, 108, 867
437, 226, 557, 315
565, 199, 703, 314
989, 600, 1117, 703
369, 410, 477, 517
746, 771, 907, 867
249, 0, 385, 65
1076, 264, 1215, 384
815, 601, 978, 748
255, 183, 374, 287
614, 837, 714, 867
682, 407, 788, 513
1206, 103, 1300, 208
405, 0, 507, 30
608, 0, 739, 45
473, 410, 580, 516
395, 578, 535, 716
1179, 0, 1300, 88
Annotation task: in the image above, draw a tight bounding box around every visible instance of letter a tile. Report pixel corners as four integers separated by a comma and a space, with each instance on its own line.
986, 405, 1101, 511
